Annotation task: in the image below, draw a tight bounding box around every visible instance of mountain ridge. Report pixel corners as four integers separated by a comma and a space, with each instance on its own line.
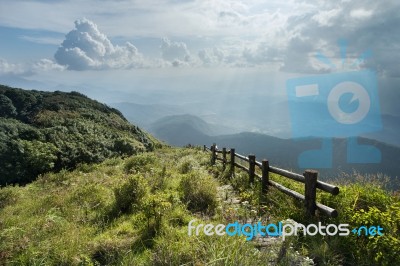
149, 113, 400, 189
0, 85, 158, 185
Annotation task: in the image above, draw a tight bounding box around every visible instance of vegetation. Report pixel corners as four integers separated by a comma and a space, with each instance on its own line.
0, 85, 398, 265
0, 145, 398, 265
0, 147, 280, 265
0, 85, 159, 185
215, 163, 400, 266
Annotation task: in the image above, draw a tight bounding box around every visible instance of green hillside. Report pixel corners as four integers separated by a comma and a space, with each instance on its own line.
0, 147, 276, 265
0, 85, 159, 185
0, 147, 399, 265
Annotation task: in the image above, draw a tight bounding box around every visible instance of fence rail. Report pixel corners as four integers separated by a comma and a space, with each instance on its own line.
204, 143, 339, 218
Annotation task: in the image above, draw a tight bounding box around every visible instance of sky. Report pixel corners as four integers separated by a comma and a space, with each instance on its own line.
0, 0, 399, 134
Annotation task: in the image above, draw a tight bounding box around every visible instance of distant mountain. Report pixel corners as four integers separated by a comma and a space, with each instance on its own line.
213, 134, 400, 190
213, 133, 400, 187
110, 102, 184, 128
149, 114, 214, 145
149, 113, 399, 189
362, 114, 400, 147
0, 85, 158, 185
148, 114, 234, 145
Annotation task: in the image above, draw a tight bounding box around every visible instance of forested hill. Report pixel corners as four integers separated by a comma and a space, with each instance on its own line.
0, 85, 158, 185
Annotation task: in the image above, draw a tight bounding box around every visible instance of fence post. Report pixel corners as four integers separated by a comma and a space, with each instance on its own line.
203, 145, 206, 152
230, 148, 235, 177
261, 160, 269, 194
211, 143, 216, 165
222, 148, 227, 170
304, 170, 318, 217
248, 154, 256, 184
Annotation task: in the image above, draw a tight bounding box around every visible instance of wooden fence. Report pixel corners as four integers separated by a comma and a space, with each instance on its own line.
204, 143, 339, 218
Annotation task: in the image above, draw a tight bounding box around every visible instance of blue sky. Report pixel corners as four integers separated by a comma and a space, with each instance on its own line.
0, 0, 399, 125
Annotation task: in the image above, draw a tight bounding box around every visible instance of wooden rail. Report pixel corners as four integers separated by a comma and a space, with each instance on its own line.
204, 143, 339, 218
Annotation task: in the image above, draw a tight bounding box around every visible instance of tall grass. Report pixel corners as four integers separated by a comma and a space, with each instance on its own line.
1, 147, 398, 265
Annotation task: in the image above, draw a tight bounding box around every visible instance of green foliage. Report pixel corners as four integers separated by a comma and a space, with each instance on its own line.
0, 148, 226, 265
0, 94, 17, 118
218, 162, 400, 265
18, 140, 58, 172
180, 170, 218, 214
0, 186, 19, 209
231, 171, 251, 192
113, 174, 148, 214
177, 155, 200, 174
141, 192, 172, 234
297, 179, 400, 266
0, 138, 59, 184
124, 154, 157, 174
1, 142, 399, 266
152, 229, 278, 266
0, 85, 159, 185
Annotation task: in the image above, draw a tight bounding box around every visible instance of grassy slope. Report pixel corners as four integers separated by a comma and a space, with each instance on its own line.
0, 148, 279, 265
1, 146, 399, 265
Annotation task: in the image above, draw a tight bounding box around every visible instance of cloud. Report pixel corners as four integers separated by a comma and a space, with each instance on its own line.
350, 9, 373, 19
0, 58, 31, 76
20, 35, 63, 45
1, 0, 400, 76
263, 0, 400, 76
242, 43, 283, 65
312, 8, 341, 27
160, 37, 191, 65
54, 18, 144, 70
198, 48, 224, 66
0, 58, 65, 77
33, 59, 66, 72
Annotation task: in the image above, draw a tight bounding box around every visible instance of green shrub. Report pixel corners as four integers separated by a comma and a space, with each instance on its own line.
124, 154, 157, 174
69, 183, 113, 223
231, 171, 250, 192
114, 174, 148, 215
0, 186, 19, 209
316, 181, 400, 265
347, 203, 400, 265
177, 155, 199, 174
147, 166, 169, 192
180, 170, 218, 214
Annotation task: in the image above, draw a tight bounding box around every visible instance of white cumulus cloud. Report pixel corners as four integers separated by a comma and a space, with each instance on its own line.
33, 59, 66, 72
0, 58, 31, 76
198, 48, 225, 66
160, 37, 191, 66
0, 58, 64, 76
54, 18, 144, 70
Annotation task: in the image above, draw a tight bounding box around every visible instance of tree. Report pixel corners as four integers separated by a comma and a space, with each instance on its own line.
0, 94, 17, 118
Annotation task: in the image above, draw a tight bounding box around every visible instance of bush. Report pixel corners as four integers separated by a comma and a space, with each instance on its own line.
177, 155, 199, 174
114, 175, 148, 215
316, 182, 400, 265
230, 171, 250, 192
124, 154, 157, 174
0, 186, 19, 209
180, 170, 218, 214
